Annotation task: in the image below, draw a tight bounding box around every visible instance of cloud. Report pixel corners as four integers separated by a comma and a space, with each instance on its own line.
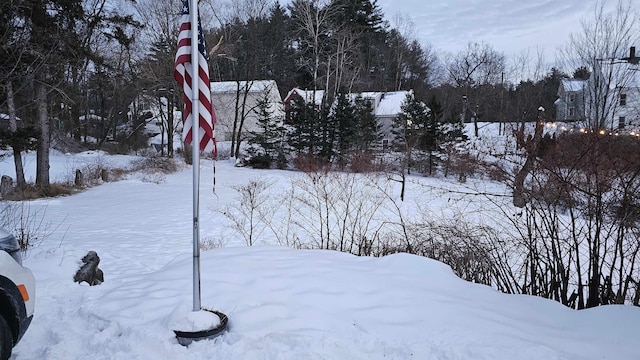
376, 0, 633, 56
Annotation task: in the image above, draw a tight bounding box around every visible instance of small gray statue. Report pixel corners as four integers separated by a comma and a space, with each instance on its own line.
73, 251, 104, 286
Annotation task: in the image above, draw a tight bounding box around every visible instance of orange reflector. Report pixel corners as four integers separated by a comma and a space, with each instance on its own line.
17, 284, 29, 302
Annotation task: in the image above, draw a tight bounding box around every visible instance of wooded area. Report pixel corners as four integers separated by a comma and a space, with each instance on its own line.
0, 0, 589, 182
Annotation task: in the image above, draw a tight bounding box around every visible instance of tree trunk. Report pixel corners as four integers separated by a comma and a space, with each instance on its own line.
36, 82, 50, 188
513, 114, 544, 207
6, 82, 26, 188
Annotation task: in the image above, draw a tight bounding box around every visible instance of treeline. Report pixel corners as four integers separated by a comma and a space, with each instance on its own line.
0, 0, 633, 186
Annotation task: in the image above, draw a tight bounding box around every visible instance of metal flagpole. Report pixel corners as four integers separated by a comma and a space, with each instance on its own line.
189, 0, 202, 312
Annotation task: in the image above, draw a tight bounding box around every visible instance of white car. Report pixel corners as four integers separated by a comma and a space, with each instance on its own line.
0, 229, 35, 360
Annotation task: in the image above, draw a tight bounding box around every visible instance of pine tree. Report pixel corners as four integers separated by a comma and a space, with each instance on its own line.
330, 91, 356, 162
392, 92, 429, 174
424, 96, 445, 174
286, 97, 318, 157
247, 92, 286, 168
353, 96, 381, 152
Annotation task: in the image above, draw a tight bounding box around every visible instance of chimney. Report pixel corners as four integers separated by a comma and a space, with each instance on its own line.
631, 46, 636, 59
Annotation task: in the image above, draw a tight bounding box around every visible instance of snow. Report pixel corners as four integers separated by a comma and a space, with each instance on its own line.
169, 308, 221, 332
210, 80, 278, 94
560, 78, 586, 92
1, 146, 639, 359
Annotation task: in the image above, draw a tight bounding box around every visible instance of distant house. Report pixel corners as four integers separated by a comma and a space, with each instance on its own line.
356, 91, 416, 142
283, 88, 417, 146
554, 78, 587, 122
555, 61, 640, 131
210, 80, 283, 141
283, 88, 325, 121
594, 61, 640, 130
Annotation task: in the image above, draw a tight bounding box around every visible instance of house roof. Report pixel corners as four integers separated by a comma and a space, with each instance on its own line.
375, 91, 413, 117
286, 88, 422, 117
593, 62, 640, 89
210, 80, 278, 94
350, 90, 418, 117
561, 78, 587, 92
285, 88, 325, 106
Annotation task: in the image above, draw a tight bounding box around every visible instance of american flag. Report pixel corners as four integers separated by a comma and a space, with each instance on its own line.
174, 0, 216, 155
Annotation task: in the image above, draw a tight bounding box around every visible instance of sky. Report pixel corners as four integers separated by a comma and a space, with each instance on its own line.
374, 0, 638, 57
1, 130, 639, 359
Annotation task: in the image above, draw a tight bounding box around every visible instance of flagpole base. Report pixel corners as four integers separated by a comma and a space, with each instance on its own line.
173, 309, 228, 346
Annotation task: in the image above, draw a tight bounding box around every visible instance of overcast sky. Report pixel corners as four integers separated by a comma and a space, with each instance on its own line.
375, 0, 638, 58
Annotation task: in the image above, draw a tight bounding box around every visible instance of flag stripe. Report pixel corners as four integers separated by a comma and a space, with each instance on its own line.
174, 0, 216, 155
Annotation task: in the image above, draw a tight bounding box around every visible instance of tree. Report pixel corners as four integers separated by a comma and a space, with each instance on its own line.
423, 95, 445, 175
392, 92, 429, 177
247, 91, 286, 168
330, 91, 356, 162
447, 42, 506, 137
286, 96, 321, 157
352, 96, 381, 152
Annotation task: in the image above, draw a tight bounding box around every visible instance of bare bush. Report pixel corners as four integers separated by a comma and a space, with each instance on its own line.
200, 237, 228, 250
130, 155, 181, 174
222, 179, 274, 246
289, 171, 393, 252
0, 201, 64, 255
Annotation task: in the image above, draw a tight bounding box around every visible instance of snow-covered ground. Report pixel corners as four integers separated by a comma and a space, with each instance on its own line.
1, 147, 639, 359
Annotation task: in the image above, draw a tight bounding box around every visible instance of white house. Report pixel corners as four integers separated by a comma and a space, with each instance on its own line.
554, 78, 587, 122
557, 60, 640, 131
357, 90, 415, 142
601, 62, 640, 130
210, 80, 283, 142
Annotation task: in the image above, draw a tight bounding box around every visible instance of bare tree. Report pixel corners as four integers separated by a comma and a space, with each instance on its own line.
447, 42, 506, 137
290, 0, 337, 94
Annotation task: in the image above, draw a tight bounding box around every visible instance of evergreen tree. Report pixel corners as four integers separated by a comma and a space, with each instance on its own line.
392, 92, 429, 174
330, 91, 356, 162
286, 97, 319, 157
353, 96, 381, 152
423, 95, 445, 174
247, 92, 286, 168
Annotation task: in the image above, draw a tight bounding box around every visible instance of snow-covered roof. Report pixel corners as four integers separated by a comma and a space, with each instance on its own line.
561, 79, 587, 92
594, 62, 640, 89
375, 91, 413, 117
286, 88, 325, 106
210, 80, 278, 94
286, 88, 424, 118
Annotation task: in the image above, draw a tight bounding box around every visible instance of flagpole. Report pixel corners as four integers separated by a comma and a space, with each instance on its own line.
189, 0, 202, 312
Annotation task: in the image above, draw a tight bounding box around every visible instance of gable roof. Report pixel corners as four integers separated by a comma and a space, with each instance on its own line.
560, 78, 587, 92
349, 90, 417, 117
286, 88, 420, 117
285, 88, 325, 107
210, 80, 278, 94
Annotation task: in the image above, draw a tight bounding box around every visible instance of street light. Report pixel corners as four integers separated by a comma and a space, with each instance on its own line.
461, 95, 468, 125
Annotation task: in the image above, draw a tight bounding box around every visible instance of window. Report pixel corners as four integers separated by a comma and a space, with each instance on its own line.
568, 93, 576, 103
568, 106, 575, 117
619, 116, 626, 129
382, 139, 389, 151
620, 94, 627, 106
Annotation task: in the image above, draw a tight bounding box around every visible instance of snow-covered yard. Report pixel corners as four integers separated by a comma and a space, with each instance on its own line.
0, 149, 638, 359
